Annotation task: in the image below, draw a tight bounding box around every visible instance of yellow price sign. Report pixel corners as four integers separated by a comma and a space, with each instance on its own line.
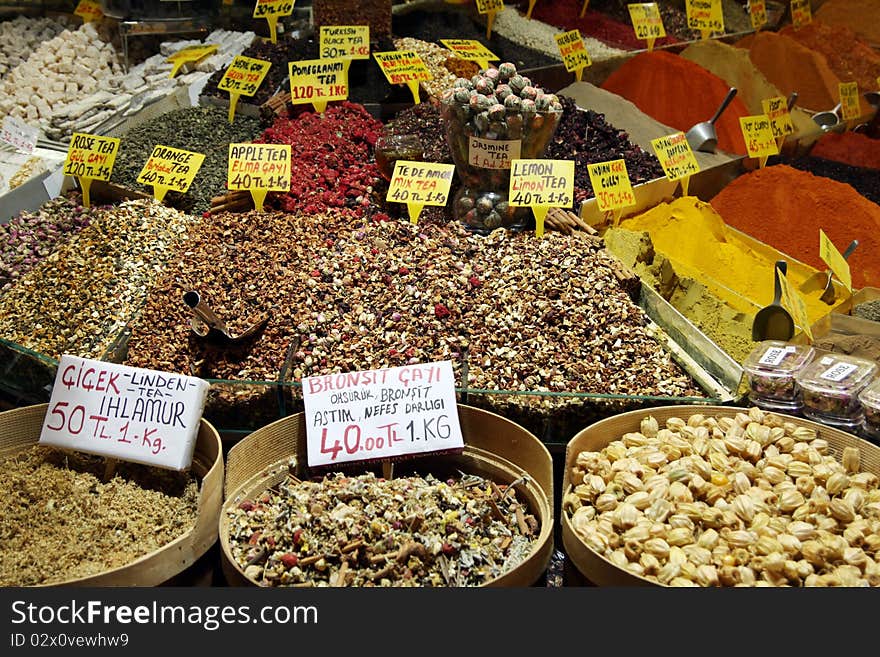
628, 3, 666, 51
587, 159, 636, 225
439, 39, 499, 71
166, 44, 218, 78
777, 267, 813, 341
839, 81, 861, 121
386, 161, 456, 224
819, 229, 853, 293
228, 143, 291, 212
686, 0, 723, 39
373, 51, 431, 105
749, 0, 767, 30
137, 145, 205, 203
650, 132, 699, 196
288, 58, 350, 114
74, 0, 103, 22
253, 0, 295, 43
320, 26, 370, 60
63, 132, 120, 208
508, 159, 574, 238
740, 114, 779, 166
762, 96, 795, 139
475, 0, 504, 38
554, 30, 591, 81
217, 56, 271, 122
790, 0, 811, 29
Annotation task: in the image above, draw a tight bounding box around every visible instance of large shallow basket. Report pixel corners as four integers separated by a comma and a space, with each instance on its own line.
561, 405, 880, 586
220, 404, 554, 587
0, 404, 223, 586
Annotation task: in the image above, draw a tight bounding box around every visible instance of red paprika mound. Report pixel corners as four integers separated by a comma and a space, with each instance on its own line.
601, 51, 749, 155
710, 164, 880, 288
811, 132, 880, 170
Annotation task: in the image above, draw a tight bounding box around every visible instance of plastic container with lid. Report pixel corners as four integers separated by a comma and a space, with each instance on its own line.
795, 353, 878, 430
742, 340, 815, 413
858, 378, 880, 443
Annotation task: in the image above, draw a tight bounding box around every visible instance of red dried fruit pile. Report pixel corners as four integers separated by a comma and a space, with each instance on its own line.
256, 102, 385, 217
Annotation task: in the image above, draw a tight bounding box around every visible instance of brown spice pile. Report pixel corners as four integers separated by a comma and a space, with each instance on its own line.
0, 446, 199, 586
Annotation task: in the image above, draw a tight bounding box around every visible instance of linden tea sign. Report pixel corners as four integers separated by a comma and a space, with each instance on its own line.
39, 355, 209, 471
302, 361, 464, 467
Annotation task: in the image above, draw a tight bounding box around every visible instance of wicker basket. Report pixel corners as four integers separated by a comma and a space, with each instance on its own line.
220, 404, 554, 587
0, 404, 223, 586
561, 404, 880, 586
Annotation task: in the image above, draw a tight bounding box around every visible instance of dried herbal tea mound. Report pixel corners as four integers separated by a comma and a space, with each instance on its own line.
227, 471, 539, 587
0, 446, 200, 586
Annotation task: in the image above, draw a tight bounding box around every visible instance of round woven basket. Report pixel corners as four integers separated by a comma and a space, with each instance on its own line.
0, 404, 223, 586
220, 404, 554, 587
561, 405, 880, 587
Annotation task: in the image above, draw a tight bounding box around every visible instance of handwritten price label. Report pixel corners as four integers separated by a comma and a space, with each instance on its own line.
74, 0, 103, 22
819, 229, 852, 293
790, 0, 811, 29
320, 25, 370, 60
628, 3, 666, 45
64, 132, 119, 182
386, 161, 455, 223
218, 56, 271, 97
740, 114, 779, 162
651, 132, 700, 181
761, 96, 795, 138
475, 0, 503, 13
777, 268, 813, 341
509, 159, 574, 237
252, 0, 294, 18
40, 355, 209, 471
1, 116, 39, 154
288, 58, 350, 114
166, 44, 218, 78
137, 145, 205, 202
555, 30, 591, 77
373, 50, 431, 104
439, 39, 499, 70
749, 0, 767, 30
587, 159, 636, 214
686, 0, 724, 33
228, 143, 290, 211
839, 82, 861, 121
303, 361, 464, 468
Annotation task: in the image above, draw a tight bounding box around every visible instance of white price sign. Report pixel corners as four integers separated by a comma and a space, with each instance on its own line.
40, 355, 210, 471
303, 361, 464, 468
1, 116, 39, 154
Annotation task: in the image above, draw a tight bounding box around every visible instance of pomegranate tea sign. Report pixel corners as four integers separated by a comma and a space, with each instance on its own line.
302, 361, 464, 467
39, 355, 209, 471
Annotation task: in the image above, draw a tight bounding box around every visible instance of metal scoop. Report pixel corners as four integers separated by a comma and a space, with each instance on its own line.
182, 290, 270, 346
798, 240, 859, 305
752, 260, 795, 342
813, 102, 842, 130
685, 87, 738, 153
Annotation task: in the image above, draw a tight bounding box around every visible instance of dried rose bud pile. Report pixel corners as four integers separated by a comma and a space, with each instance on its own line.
227, 471, 539, 587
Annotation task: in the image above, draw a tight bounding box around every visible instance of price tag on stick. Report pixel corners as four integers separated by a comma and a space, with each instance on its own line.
166, 44, 218, 78
527, 0, 538, 19
217, 56, 271, 123
288, 58, 350, 114
762, 96, 795, 150
581, 0, 590, 18
74, 0, 103, 23
777, 268, 814, 341
475, 0, 504, 39
302, 361, 465, 469
1, 116, 39, 154
651, 132, 700, 196
253, 0, 295, 44
228, 143, 291, 212
739, 114, 778, 167
587, 159, 636, 226
839, 82, 861, 122
555, 30, 591, 81
439, 39, 499, 71
63, 132, 120, 208
386, 161, 455, 224
790, 0, 811, 29
137, 145, 205, 203
319, 26, 370, 60
508, 159, 574, 238
686, 0, 723, 40
40, 355, 210, 471
628, 3, 666, 51
373, 50, 431, 105
819, 229, 853, 293
749, 0, 767, 30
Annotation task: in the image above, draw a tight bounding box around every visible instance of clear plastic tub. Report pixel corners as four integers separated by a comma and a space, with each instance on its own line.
858, 378, 880, 443
795, 353, 878, 430
742, 341, 815, 413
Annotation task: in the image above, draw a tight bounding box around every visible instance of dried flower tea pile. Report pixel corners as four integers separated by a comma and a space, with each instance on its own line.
227, 471, 539, 587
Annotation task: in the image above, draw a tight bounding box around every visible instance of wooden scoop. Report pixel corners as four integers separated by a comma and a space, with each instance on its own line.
752, 260, 795, 342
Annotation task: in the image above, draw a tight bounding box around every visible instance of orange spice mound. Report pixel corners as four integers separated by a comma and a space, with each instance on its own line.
710, 165, 880, 289
780, 21, 880, 93
811, 132, 880, 170
601, 50, 749, 155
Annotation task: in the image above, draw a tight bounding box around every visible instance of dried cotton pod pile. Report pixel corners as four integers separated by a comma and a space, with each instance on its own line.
564, 407, 880, 587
